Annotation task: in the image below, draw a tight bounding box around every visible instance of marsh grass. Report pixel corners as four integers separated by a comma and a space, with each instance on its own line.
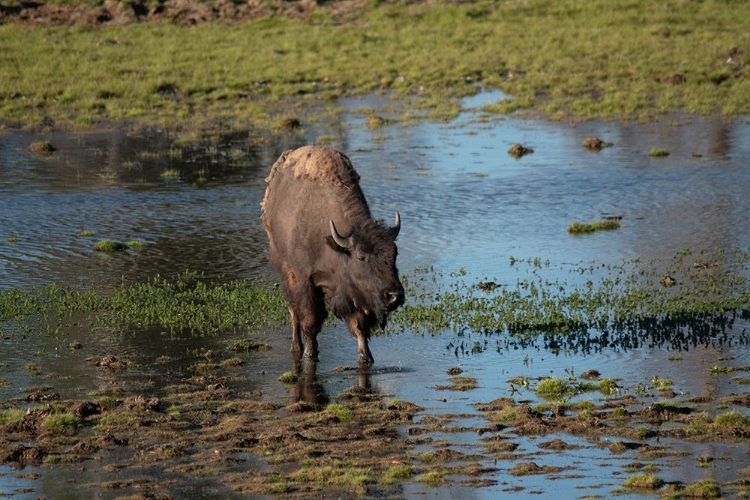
682, 479, 721, 499
43, 412, 80, 432
714, 410, 750, 428
2, 0, 750, 130
325, 404, 353, 425
0, 270, 287, 337
392, 247, 750, 354
624, 473, 665, 490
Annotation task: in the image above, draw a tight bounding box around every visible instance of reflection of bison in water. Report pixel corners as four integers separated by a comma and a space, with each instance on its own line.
261, 146, 404, 364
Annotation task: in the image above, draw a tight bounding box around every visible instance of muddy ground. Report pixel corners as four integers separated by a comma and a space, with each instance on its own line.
0, 0, 372, 27
3, 350, 750, 498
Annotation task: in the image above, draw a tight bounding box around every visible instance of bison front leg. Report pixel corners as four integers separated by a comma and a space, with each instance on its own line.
347, 316, 374, 365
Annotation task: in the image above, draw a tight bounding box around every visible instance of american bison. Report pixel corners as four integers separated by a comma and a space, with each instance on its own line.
261, 146, 404, 364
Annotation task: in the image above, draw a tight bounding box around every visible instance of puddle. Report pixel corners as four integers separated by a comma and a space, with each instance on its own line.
2, 98, 750, 498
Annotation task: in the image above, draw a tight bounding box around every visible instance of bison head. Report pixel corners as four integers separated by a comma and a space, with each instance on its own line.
323, 213, 404, 330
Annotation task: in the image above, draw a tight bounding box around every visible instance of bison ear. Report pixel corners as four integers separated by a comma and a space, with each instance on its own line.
329, 220, 352, 251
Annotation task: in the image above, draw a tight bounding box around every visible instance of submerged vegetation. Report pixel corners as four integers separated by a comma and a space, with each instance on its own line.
2, 247, 749, 354
391, 247, 750, 354
1, 0, 750, 131
567, 219, 621, 234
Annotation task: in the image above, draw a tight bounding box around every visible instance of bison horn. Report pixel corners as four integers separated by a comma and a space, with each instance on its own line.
389, 212, 401, 240
329, 220, 352, 250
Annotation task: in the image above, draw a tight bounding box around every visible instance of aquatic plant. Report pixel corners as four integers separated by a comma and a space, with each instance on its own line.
535, 378, 570, 399
649, 148, 670, 157
391, 247, 750, 355
567, 219, 621, 234
27, 141, 55, 153
278, 372, 298, 385
93, 239, 129, 253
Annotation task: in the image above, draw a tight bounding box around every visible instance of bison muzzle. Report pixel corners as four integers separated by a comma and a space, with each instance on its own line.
261, 146, 404, 364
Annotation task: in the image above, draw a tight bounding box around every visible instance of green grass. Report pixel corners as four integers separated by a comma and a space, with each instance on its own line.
714, 410, 750, 428
624, 473, 665, 490
536, 377, 570, 399
2, 0, 750, 130
383, 464, 413, 485
682, 479, 721, 499
43, 412, 80, 431
325, 403, 353, 424
0, 270, 287, 337
0, 409, 25, 426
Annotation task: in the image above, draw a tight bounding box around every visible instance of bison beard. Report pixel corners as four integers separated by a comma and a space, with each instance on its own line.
261, 146, 404, 365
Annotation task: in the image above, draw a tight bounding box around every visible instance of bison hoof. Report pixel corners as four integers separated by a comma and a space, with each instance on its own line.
358, 353, 374, 365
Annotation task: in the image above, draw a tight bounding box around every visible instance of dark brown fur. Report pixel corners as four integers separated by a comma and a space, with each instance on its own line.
261, 146, 404, 364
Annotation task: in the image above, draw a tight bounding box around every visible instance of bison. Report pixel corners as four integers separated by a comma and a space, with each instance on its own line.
261, 146, 404, 364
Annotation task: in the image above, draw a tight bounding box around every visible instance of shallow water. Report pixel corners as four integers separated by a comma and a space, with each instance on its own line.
2, 95, 750, 498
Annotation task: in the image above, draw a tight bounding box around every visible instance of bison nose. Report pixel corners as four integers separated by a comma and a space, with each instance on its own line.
386, 288, 404, 309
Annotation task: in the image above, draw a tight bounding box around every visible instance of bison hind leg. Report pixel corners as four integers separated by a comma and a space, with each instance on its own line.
288, 307, 303, 355
288, 285, 327, 361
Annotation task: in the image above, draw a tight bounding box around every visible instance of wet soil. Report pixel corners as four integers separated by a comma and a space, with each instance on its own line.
1, 354, 421, 498
4, 351, 750, 498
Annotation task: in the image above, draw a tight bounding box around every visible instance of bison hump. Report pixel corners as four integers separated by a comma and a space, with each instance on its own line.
267, 146, 360, 188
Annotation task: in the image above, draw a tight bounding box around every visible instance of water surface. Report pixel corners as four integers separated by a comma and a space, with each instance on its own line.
2, 98, 750, 498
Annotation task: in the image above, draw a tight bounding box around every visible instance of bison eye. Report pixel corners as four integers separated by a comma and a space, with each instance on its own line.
357, 255, 367, 262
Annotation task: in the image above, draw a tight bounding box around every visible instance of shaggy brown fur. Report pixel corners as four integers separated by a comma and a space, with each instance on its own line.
261, 146, 403, 364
